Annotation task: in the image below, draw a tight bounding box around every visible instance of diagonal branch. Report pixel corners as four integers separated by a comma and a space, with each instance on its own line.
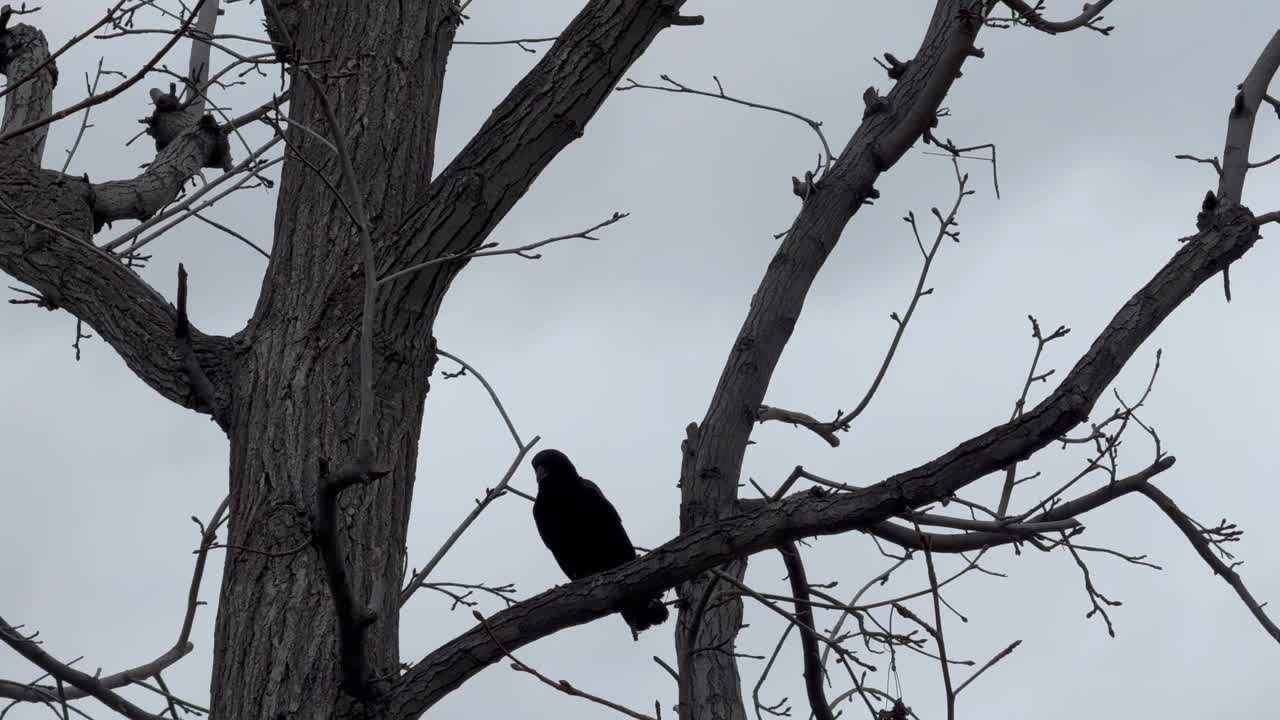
379, 0, 701, 339
675, 4, 987, 716
0, 178, 235, 419
0, 498, 228, 704
474, 612, 658, 720
400, 437, 541, 606
1138, 485, 1280, 644
0, 617, 165, 720
389, 201, 1261, 717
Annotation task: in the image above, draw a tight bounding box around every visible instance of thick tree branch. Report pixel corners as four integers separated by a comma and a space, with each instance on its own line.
1138, 485, 1280, 644
400, 437, 540, 606
0, 174, 235, 420
1211, 28, 1280, 301
0, 617, 165, 720
91, 118, 238, 230
0, 12, 54, 165
379, 0, 696, 337
389, 205, 1260, 717
1218, 29, 1280, 203
675, 4, 986, 717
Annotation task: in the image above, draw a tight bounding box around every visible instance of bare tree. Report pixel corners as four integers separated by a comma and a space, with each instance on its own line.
1, 2, 1277, 720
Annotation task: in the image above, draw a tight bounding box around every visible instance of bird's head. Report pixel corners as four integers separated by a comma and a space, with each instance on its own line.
531, 448, 577, 483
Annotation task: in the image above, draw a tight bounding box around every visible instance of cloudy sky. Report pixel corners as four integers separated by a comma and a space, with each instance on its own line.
3, 1, 1278, 718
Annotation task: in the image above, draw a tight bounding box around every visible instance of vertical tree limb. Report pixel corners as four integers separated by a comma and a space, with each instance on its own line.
777, 543, 835, 720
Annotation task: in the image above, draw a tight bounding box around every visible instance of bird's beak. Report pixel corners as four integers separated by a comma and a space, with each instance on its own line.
534, 466, 549, 483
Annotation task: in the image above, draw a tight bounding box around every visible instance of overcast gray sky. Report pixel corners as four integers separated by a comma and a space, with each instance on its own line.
3, 2, 1278, 719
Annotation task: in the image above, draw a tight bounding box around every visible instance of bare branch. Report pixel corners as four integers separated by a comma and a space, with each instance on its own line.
0, 184, 236, 418
995, 0, 1115, 35
400, 438, 541, 606
0, 498, 225, 705
381, 0, 692, 340
454, 36, 558, 53
832, 160, 972, 431
777, 544, 835, 720
0, 2, 127, 103
0, 617, 166, 720
1217, 29, 1280, 203
917, 532, 954, 720
997, 315, 1071, 515
1255, 210, 1280, 225
1139, 485, 1280, 644
0, 0, 208, 145
952, 640, 1021, 696
617, 74, 834, 172
98, 136, 282, 249
377, 212, 629, 287
175, 264, 228, 431
1174, 153, 1222, 176
435, 348, 524, 447
675, 8, 987, 713
474, 612, 658, 720
755, 405, 845, 447
864, 457, 1175, 553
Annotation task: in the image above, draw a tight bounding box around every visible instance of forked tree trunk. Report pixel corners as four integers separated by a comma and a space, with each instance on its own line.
208, 4, 455, 717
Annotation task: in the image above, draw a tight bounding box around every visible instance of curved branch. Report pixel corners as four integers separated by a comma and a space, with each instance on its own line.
996, 0, 1115, 35
777, 544, 834, 720
91, 120, 242, 229
0, 172, 236, 419
1138, 485, 1280, 644
0, 498, 228, 704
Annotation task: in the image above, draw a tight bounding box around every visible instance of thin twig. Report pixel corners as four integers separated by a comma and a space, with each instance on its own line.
474, 611, 658, 720
435, 348, 523, 448
377, 212, 629, 287
1139, 486, 1279, 644
400, 438, 541, 606
617, 74, 834, 172
952, 640, 1021, 696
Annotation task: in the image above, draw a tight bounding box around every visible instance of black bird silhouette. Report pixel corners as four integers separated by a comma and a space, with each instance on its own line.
531, 449, 669, 637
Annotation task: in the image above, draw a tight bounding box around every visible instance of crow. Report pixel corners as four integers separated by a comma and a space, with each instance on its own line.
531, 448, 669, 638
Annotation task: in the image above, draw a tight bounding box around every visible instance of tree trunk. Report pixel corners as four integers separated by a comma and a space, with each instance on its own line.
209, 3, 456, 717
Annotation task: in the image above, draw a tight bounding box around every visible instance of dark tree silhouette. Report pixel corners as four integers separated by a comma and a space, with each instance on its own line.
1, 2, 1277, 720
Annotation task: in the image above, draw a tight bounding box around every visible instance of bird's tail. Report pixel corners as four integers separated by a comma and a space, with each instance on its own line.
621, 594, 670, 635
